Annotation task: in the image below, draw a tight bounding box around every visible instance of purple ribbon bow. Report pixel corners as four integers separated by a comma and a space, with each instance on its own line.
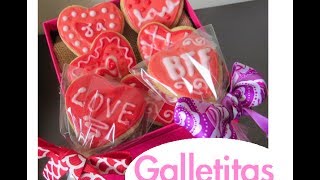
174, 62, 268, 139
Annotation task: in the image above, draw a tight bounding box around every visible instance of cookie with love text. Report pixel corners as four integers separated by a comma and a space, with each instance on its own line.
138, 22, 194, 61
57, 2, 124, 56
68, 31, 137, 82
120, 0, 184, 32
65, 74, 146, 149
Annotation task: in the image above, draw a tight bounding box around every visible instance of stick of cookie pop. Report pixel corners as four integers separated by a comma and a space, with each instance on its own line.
174, 62, 268, 139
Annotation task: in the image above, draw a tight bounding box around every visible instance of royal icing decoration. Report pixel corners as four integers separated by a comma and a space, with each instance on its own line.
138, 22, 194, 61
68, 31, 137, 82
121, 74, 175, 125
148, 34, 221, 100
57, 2, 124, 56
65, 74, 146, 149
121, 0, 184, 32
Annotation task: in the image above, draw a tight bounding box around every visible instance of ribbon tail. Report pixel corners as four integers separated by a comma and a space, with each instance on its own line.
231, 120, 249, 141
243, 108, 268, 136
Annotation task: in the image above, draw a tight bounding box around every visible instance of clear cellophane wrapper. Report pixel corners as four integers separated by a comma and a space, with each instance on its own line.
59, 65, 165, 156
130, 25, 230, 105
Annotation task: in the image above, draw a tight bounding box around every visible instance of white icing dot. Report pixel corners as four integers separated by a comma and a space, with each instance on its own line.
89, 10, 96, 17
109, 13, 115, 19
63, 25, 69, 32
62, 16, 68, 21
74, 41, 80, 47
101, 8, 107, 13
81, 13, 87, 18
71, 11, 77, 17
82, 47, 88, 53
68, 33, 74, 39
109, 23, 115, 29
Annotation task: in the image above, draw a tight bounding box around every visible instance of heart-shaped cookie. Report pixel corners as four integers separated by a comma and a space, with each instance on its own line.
120, 0, 184, 32
57, 2, 124, 56
148, 34, 221, 101
65, 74, 146, 149
138, 22, 194, 61
68, 31, 137, 82
121, 74, 175, 126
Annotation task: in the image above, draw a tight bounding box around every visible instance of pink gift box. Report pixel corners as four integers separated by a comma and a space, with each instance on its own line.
42, 0, 201, 159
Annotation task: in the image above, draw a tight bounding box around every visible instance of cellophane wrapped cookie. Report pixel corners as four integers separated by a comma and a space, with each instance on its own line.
131, 24, 229, 104
59, 64, 160, 156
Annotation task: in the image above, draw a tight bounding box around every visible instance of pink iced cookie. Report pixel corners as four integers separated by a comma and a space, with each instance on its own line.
68, 31, 137, 82
138, 22, 194, 61
57, 2, 124, 56
120, 0, 184, 32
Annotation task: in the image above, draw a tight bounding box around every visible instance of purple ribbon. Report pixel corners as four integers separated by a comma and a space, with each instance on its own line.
174, 62, 268, 139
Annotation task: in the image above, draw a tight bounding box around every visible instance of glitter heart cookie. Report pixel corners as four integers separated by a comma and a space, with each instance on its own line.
138, 22, 194, 61
65, 74, 146, 149
57, 2, 124, 56
120, 0, 184, 32
68, 31, 137, 82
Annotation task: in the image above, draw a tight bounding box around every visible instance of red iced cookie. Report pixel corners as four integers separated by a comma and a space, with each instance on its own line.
121, 74, 175, 126
138, 22, 194, 61
65, 74, 146, 149
148, 34, 221, 101
57, 2, 124, 56
120, 0, 184, 32
68, 31, 137, 82
153, 103, 175, 126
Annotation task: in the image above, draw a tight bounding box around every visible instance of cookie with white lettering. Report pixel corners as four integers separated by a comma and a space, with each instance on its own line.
138, 22, 194, 61
65, 74, 146, 149
68, 31, 137, 82
148, 34, 222, 101
57, 2, 124, 56
120, 0, 184, 32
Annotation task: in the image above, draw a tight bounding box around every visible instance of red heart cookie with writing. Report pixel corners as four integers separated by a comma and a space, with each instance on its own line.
68, 31, 137, 82
57, 2, 124, 56
138, 22, 194, 61
120, 0, 184, 32
121, 74, 175, 126
65, 74, 146, 149
148, 34, 221, 101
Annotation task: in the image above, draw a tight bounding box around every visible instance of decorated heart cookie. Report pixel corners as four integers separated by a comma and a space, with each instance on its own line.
68, 31, 137, 82
121, 74, 175, 126
138, 22, 194, 61
120, 0, 184, 32
57, 2, 124, 56
65, 74, 146, 149
148, 34, 221, 101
